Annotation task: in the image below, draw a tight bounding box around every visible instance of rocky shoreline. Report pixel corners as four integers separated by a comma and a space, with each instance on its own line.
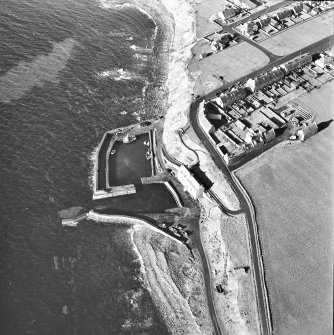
99, 1, 260, 334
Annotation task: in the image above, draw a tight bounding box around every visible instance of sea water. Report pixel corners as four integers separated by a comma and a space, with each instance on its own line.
0, 0, 169, 333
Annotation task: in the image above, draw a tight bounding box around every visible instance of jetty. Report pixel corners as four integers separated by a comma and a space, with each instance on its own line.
61, 213, 88, 227
62, 210, 186, 245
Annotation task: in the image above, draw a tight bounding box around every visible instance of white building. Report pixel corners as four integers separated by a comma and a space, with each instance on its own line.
218, 8, 236, 21
233, 0, 257, 10
239, 21, 258, 36
198, 101, 214, 134
297, 122, 318, 141
218, 87, 247, 107
246, 69, 285, 92
177, 165, 204, 199
315, 55, 334, 69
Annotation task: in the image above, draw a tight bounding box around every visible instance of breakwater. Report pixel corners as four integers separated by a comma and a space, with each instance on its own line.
87, 210, 184, 245
92, 185, 136, 200
61, 213, 88, 227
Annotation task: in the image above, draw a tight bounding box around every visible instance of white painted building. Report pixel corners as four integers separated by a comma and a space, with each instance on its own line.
198, 101, 214, 134
315, 55, 334, 69
177, 165, 204, 199
297, 122, 318, 141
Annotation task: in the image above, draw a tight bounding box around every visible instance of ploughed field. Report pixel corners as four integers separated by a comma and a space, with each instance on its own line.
235, 82, 333, 335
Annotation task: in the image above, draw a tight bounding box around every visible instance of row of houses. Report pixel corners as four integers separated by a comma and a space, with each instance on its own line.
199, 53, 325, 163
246, 54, 312, 92
215, 87, 247, 108
213, 54, 312, 108
239, 1, 324, 36
217, 0, 259, 22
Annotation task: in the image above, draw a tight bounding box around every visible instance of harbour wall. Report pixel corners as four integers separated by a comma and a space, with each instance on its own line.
141, 177, 183, 208
92, 185, 136, 200
87, 210, 184, 245
105, 139, 116, 189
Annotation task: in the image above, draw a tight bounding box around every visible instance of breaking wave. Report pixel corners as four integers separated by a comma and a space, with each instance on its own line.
98, 0, 157, 28
96, 68, 143, 81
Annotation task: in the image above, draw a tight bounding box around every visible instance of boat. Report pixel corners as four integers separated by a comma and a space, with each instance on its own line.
110, 150, 116, 155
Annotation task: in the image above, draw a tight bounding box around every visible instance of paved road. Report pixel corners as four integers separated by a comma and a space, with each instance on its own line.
190, 96, 272, 335
215, 4, 333, 62
188, 36, 333, 335
156, 127, 224, 335
200, 36, 333, 102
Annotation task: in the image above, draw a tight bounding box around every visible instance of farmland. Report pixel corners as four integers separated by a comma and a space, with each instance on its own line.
235, 81, 334, 335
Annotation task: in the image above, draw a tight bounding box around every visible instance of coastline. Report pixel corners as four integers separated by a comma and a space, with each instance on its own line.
159, 0, 199, 166
136, 1, 216, 333
98, 1, 216, 333
98, 1, 260, 334
156, 1, 261, 334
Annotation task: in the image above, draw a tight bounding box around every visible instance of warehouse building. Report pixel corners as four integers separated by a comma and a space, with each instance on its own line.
198, 101, 215, 134
177, 165, 204, 199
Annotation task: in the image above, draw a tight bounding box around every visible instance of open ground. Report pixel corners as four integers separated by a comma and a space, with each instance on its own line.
189, 42, 270, 95
259, 10, 334, 56
235, 81, 334, 335
192, 0, 229, 38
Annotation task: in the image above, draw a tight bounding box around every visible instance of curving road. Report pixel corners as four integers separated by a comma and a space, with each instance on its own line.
190, 95, 272, 335
158, 19, 333, 331
186, 35, 333, 335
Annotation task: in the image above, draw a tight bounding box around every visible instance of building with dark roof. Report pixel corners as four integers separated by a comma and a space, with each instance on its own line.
263, 128, 276, 142
246, 69, 285, 92
291, 2, 303, 16
281, 54, 312, 73
297, 122, 318, 141
177, 165, 204, 199
270, 17, 280, 28
218, 88, 247, 107
302, 3, 312, 13
256, 16, 271, 29
218, 8, 236, 21
275, 9, 293, 21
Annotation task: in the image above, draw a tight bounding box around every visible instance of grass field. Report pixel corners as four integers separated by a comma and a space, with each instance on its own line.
235, 81, 334, 335
189, 42, 270, 95
259, 10, 334, 56
193, 0, 228, 38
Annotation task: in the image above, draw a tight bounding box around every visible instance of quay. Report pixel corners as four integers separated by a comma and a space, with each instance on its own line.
61, 213, 88, 227
62, 210, 186, 245
93, 120, 159, 200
